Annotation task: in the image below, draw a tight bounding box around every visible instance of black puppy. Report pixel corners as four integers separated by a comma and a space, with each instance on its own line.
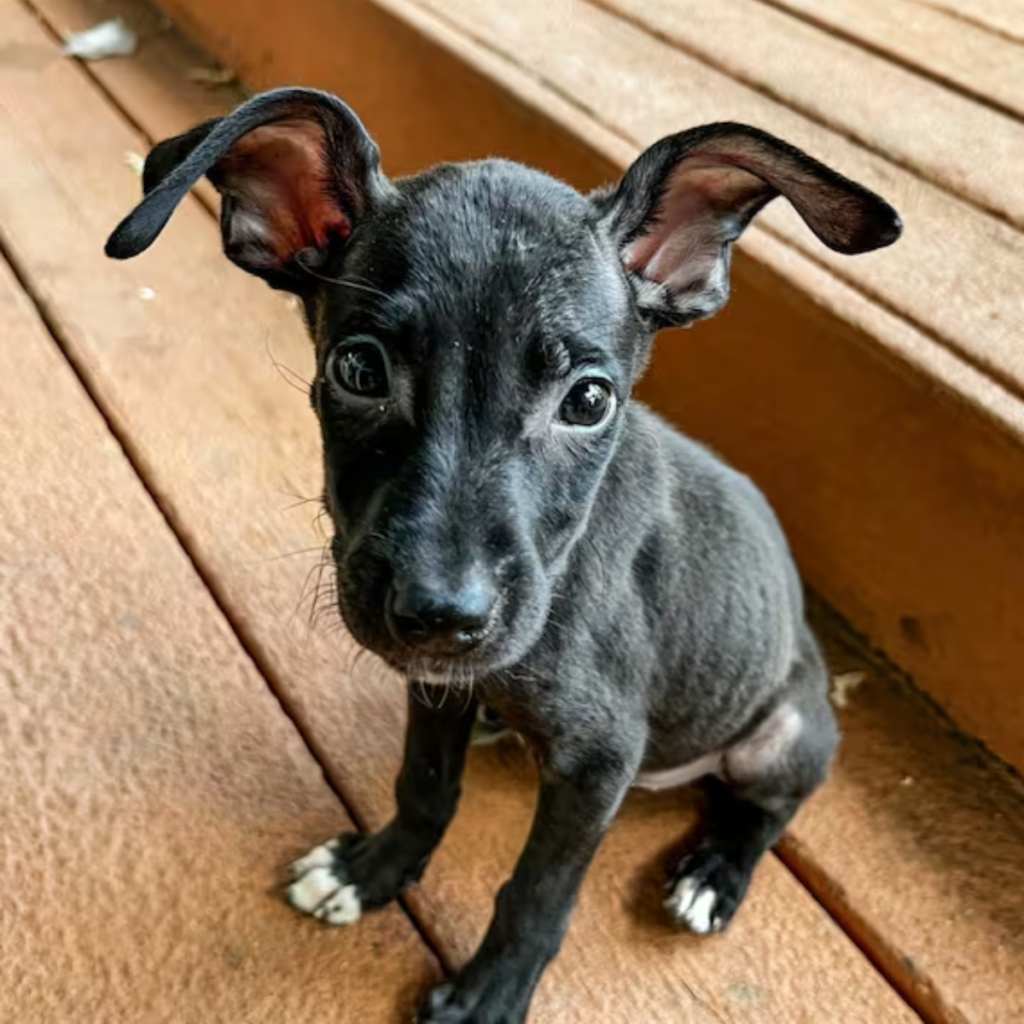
107, 88, 900, 1023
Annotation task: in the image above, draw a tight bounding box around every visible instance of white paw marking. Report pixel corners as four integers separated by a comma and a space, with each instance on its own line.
665, 876, 720, 936
313, 883, 361, 925
687, 890, 717, 934
289, 839, 340, 880
286, 840, 362, 926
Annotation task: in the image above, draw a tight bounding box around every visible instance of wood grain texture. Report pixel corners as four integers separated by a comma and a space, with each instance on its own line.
0, 1, 921, 1020
153, 0, 622, 186
767, 0, 1024, 120
0, 251, 437, 1021
591, 0, 1024, 231
911, 0, 1024, 44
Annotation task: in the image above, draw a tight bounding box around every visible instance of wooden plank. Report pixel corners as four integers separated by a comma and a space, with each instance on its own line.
590, 0, 1024, 231
24, 14, 1024, 1024
912, 0, 1024, 45
0, 255, 438, 1020
33, 0, 246, 213
766, 0, 1024, 121
0, 1, 920, 1021
797, 605, 1024, 1024
409, 0, 1024, 404
155, 0, 622, 186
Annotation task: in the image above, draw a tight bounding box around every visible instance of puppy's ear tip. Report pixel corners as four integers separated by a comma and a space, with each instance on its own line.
104, 235, 126, 260
104, 218, 149, 260
876, 207, 904, 248
843, 198, 903, 255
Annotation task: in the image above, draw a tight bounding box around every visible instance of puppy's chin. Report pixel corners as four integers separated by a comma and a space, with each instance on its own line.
378, 637, 518, 686
402, 657, 487, 687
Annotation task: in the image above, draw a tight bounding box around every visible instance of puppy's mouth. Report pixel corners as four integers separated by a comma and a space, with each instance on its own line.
386, 614, 508, 685
402, 654, 492, 686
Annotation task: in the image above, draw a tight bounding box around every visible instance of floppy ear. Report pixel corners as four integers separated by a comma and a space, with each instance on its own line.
106, 87, 390, 291
595, 123, 902, 328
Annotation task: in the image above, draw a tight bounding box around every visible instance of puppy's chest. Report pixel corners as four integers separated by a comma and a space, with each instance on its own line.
474, 662, 646, 766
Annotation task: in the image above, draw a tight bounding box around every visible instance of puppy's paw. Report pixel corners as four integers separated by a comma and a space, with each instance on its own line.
286, 838, 362, 926
417, 982, 525, 1024
664, 847, 752, 935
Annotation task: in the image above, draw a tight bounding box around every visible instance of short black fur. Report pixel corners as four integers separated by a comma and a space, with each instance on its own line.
106, 88, 901, 1023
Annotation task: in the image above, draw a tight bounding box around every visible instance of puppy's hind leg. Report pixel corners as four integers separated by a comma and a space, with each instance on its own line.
288, 684, 475, 926
666, 641, 839, 935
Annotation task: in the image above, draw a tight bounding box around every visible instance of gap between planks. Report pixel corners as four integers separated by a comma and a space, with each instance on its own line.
8, 0, 456, 976
757, 0, 1024, 126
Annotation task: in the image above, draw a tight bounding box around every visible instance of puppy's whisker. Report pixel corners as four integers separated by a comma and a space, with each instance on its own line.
281, 495, 324, 511
460, 677, 477, 715
262, 546, 330, 564
296, 256, 389, 298
263, 335, 312, 395
295, 555, 328, 605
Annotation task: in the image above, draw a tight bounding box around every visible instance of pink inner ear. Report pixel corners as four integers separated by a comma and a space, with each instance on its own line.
624, 162, 764, 288
622, 166, 757, 314
217, 122, 351, 267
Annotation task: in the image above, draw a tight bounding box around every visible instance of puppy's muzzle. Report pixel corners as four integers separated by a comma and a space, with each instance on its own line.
386, 574, 498, 656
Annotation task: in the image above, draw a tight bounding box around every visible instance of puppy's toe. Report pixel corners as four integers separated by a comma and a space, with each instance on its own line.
313, 883, 362, 925
665, 877, 721, 934
665, 848, 750, 935
289, 837, 341, 879
286, 839, 362, 926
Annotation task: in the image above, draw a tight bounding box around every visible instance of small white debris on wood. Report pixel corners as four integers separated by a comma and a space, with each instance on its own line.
830, 670, 866, 709
901, 775, 915, 787
123, 152, 145, 178
62, 18, 138, 61
137, 287, 156, 301
187, 66, 236, 86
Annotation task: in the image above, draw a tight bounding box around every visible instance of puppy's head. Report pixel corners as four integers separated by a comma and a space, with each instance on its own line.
107, 88, 900, 681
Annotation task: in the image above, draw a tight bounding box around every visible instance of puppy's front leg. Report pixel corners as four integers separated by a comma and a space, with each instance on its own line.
288, 685, 475, 924
420, 744, 638, 1024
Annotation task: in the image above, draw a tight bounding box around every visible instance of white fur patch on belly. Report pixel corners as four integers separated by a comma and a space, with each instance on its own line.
725, 702, 803, 783
633, 751, 723, 792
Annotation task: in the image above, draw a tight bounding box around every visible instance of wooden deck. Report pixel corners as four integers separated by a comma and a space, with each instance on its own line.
0, 0, 1022, 1021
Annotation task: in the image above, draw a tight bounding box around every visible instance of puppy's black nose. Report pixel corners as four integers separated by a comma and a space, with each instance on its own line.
387, 577, 496, 652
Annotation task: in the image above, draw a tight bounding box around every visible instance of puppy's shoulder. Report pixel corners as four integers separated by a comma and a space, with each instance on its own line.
625, 402, 784, 538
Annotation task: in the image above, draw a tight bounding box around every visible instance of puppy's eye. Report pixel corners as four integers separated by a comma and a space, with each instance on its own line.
558, 378, 615, 429
326, 337, 390, 399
